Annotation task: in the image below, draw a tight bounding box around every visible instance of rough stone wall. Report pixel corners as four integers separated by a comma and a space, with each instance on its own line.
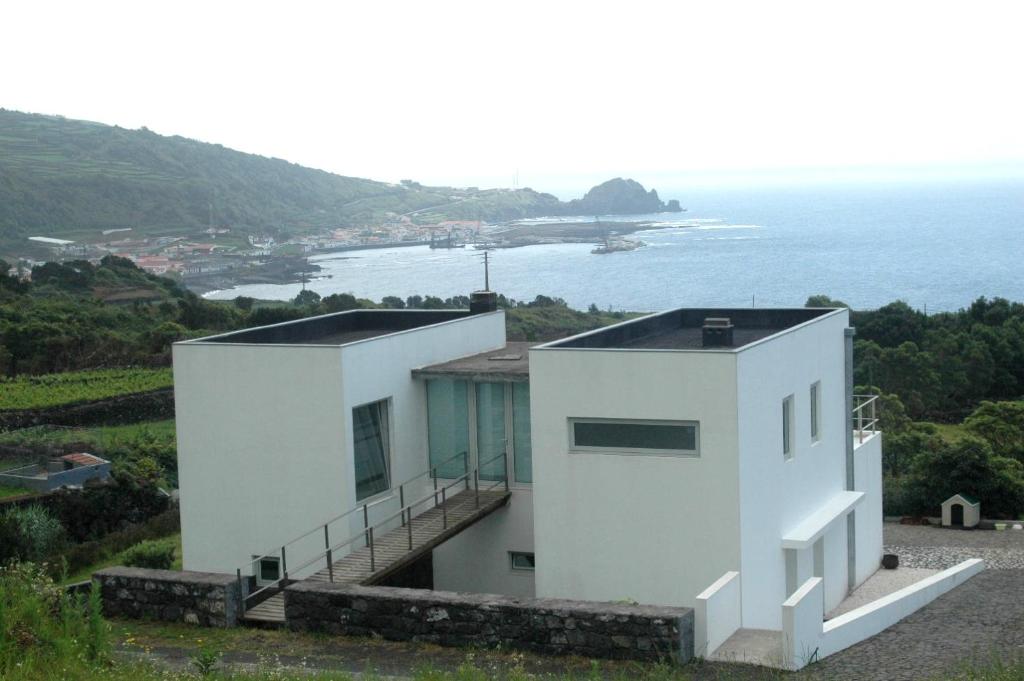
0, 388, 174, 430
286, 582, 693, 662
94, 566, 240, 628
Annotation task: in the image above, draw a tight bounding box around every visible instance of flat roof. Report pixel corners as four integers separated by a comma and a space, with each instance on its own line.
413, 342, 534, 383
182, 309, 477, 346
539, 308, 839, 351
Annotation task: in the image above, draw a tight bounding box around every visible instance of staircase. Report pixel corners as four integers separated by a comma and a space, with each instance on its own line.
240, 452, 511, 625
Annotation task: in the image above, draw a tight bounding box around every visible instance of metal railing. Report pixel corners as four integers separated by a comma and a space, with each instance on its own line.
238, 450, 508, 614
852, 394, 879, 443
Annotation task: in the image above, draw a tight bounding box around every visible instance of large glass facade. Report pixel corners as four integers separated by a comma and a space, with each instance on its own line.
476, 382, 506, 481
513, 382, 532, 483
426, 379, 470, 478
353, 400, 390, 501
425, 378, 530, 486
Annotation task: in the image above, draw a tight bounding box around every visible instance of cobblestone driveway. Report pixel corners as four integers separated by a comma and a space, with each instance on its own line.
803, 523, 1024, 680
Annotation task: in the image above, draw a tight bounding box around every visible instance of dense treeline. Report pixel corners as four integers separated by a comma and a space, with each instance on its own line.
0, 257, 627, 378
808, 295, 1024, 421
807, 296, 1024, 517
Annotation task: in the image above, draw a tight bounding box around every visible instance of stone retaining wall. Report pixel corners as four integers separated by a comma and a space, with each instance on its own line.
94, 566, 241, 627
286, 582, 693, 662
0, 388, 174, 430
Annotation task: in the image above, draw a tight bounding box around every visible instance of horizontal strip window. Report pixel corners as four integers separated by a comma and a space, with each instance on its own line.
569, 418, 699, 456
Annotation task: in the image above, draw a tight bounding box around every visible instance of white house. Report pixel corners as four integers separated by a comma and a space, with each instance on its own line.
173, 293, 978, 666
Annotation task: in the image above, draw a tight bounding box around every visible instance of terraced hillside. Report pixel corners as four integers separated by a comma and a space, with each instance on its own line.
0, 110, 565, 254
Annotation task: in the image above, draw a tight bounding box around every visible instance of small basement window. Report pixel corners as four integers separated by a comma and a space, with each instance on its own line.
569, 418, 699, 456
254, 556, 281, 585
510, 551, 536, 571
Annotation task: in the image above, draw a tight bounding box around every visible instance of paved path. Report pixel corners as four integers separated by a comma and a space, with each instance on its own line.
802, 523, 1024, 680
886, 522, 1024, 570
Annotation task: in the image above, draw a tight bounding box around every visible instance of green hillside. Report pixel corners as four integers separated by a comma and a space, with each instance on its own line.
0, 110, 565, 253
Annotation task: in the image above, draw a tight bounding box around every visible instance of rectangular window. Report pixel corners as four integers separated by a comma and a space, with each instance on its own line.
426, 379, 470, 478
569, 418, 699, 456
353, 399, 391, 501
476, 382, 507, 481
810, 382, 821, 442
783, 395, 794, 460
509, 551, 535, 571
513, 383, 532, 483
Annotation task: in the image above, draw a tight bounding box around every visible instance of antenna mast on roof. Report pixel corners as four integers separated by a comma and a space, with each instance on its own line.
483, 250, 490, 291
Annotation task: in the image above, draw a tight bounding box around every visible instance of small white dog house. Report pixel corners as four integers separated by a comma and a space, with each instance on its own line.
942, 493, 980, 528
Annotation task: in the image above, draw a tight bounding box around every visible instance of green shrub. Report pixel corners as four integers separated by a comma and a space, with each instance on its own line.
1, 504, 65, 561
47, 467, 170, 543
0, 561, 110, 676
121, 538, 175, 570
56, 507, 179, 579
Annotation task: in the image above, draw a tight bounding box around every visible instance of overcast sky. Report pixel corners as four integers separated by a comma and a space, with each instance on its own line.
4, 1, 1023, 196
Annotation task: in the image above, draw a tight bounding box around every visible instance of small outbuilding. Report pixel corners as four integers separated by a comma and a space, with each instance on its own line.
0, 452, 111, 494
941, 493, 980, 528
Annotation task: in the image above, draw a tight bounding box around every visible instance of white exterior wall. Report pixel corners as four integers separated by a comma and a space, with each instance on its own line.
433, 488, 535, 597
736, 310, 850, 629
530, 348, 741, 608
174, 311, 506, 577
174, 343, 348, 576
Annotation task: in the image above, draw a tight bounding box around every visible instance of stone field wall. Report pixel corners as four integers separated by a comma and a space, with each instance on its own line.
285, 581, 694, 662
94, 566, 241, 628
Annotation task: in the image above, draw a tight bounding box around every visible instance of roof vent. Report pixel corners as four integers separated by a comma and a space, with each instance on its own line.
702, 317, 734, 348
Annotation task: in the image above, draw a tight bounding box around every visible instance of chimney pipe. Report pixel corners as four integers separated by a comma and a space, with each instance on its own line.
702, 317, 734, 347
470, 290, 498, 314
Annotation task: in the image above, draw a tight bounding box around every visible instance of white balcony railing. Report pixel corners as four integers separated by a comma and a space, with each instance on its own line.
852, 394, 879, 444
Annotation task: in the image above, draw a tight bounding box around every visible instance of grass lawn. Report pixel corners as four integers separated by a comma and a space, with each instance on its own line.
0, 419, 176, 449
95, 419, 177, 443
61, 533, 182, 585
0, 484, 37, 500
926, 421, 970, 443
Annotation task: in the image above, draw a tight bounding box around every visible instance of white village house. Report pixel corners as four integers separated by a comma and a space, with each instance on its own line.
172, 292, 981, 669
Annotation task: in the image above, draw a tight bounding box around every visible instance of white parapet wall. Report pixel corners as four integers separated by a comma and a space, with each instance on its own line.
694, 571, 741, 658
782, 559, 985, 670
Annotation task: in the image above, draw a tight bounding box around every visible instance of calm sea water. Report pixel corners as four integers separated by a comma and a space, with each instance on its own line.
207, 178, 1024, 312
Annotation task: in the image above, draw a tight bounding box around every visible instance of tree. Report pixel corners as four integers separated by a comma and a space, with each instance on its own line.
233, 296, 255, 311
964, 401, 1024, 463
321, 293, 359, 312
380, 296, 405, 309
293, 290, 321, 307
856, 301, 927, 348
903, 437, 1024, 519
805, 295, 849, 308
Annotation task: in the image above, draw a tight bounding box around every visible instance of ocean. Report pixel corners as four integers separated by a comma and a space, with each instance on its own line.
206, 177, 1024, 312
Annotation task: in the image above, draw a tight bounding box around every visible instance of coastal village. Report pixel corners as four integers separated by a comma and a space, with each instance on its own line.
9, 216, 658, 294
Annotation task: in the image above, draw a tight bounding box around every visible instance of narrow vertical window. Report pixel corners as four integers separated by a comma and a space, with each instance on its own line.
353, 399, 391, 501
512, 383, 532, 483
783, 395, 794, 460
476, 382, 506, 481
810, 382, 821, 442
426, 379, 469, 478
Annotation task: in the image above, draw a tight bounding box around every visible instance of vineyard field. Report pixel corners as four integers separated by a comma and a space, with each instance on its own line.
0, 368, 173, 411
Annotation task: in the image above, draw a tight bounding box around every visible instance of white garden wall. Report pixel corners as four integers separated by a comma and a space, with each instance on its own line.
783, 559, 984, 670
694, 571, 741, 658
